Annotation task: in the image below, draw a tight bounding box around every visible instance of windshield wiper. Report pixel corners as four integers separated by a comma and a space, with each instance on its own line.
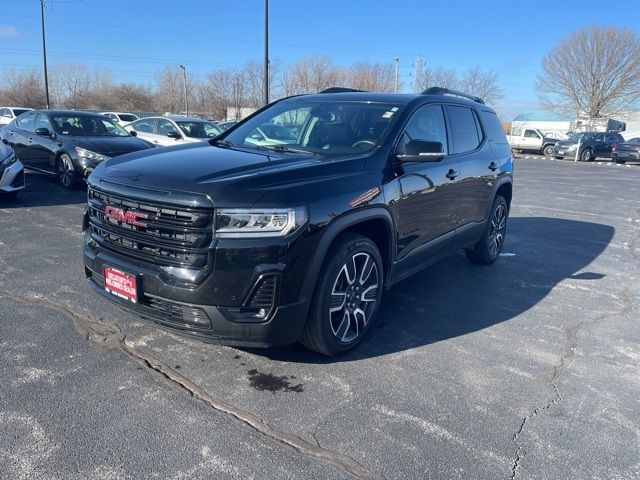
213, 139, 234, 148
262, 145, 317, 156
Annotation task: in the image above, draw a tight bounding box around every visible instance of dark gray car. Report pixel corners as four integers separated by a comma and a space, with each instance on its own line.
553, 131, 625, 161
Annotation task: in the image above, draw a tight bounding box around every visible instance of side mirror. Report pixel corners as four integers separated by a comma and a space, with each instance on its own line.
129, 130, 137, 137
166, 131, 181, 139
397, 140, 445, 162
35, 127, 51, 137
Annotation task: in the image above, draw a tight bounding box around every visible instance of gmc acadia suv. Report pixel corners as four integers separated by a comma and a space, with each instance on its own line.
83, 87, 513, 356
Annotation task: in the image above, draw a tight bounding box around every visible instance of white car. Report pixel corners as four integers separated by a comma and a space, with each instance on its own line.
0, 142, 25, 196
124, 116, 222, 147
0, 107, 34, 127
100, 112, 139, 127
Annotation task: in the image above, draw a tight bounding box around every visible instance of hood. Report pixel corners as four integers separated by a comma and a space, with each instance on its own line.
65, 135, 153, 158
555, 139, 578, 147
90, 142, 366, 206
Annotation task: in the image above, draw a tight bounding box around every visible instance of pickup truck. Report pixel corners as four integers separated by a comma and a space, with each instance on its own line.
507, 128, 560, 156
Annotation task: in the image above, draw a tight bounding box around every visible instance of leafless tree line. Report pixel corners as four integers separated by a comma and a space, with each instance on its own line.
0, 56, 398, 119
411, 55, 503, 105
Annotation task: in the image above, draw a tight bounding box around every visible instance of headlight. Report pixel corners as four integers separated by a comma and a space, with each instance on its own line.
75, 147, 109, 162
567, 143, 578, 151
215, 208, 307, 238
1, 151, 17, 167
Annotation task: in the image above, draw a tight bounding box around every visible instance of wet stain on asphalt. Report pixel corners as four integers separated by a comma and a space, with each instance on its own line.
247, 369, 304, 393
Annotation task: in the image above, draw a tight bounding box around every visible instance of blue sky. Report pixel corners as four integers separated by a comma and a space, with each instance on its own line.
1, 0, 639, 119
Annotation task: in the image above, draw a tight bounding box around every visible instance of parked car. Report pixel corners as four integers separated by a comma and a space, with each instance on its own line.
100, 112, 139, 126
0, 142, 25, 196
0, 107, 34, 127
216, 120, 238, 132
553, 131, 625, 161
83, 86, 512, 356
0, 110, 154, 188
612, 137, 640, 164
124, 115, 222, 146
507, 127, 560, 156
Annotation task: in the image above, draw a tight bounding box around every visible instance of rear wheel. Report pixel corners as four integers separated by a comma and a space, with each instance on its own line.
465, 195, 508, 265
56, 153, 78, 189
300, 233, 383, 356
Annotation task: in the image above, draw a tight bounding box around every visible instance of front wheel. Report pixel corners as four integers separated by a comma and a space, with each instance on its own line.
579, 148, 593, 162
465, 196, 508, 265
300, 233, 383, 356
56, 153, 78, 189
543, 145, 555, 156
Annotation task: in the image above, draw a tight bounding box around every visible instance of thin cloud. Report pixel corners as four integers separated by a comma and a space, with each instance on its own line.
0, 26, 20, 39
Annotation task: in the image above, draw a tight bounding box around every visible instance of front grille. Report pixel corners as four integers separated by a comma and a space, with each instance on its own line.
87, 186, 213, 269
144, 295, 212, 329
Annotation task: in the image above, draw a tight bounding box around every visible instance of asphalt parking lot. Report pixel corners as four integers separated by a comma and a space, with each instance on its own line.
1, 158, 639, 479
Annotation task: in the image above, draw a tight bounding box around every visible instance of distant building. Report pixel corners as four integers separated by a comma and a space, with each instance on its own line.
511, 110, 573, 137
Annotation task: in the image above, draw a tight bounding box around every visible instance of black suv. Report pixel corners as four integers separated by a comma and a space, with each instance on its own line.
553, 131, 625, 162
83, 87, 513, 355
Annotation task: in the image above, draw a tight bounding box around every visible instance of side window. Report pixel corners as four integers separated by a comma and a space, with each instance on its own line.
0, 108, 7, 117
594, 133, 605, 142
157, 119, 180, 136
17, 112, 36, 131
35, 113, 53, 131
132, 119, 156, 134
605, 134, 617, 142
479, 110, 508, 144
524, 129, 540, 139
397, 104, 448, 155
447, 106, 481, 154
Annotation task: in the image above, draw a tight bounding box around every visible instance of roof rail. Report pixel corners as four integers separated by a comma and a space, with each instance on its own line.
318, 87, 366, 94
421, 86, 485, 104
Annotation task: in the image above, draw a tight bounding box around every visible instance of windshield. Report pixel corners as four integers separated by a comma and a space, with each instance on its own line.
119, 114, 138, 122
176, 120, 221, 138
222, 100, 403, 156
13, 109, 31, 117
52, 114, 130, 137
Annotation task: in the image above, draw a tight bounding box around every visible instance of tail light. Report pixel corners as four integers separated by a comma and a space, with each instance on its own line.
612, 144, 617, 151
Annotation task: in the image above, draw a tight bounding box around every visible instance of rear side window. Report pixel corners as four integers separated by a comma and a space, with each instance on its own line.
447, 106, 481, 154
479, 110, 508, 144
132, 118, 157, 133
17, 112, 35, 131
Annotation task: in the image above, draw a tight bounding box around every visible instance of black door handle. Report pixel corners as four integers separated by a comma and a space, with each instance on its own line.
446, 169, 458, 180
489, 162, 498, 171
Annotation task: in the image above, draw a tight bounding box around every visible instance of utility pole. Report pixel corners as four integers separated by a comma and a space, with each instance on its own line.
179, 64, 188, 116
40, 0, 50, 108
263, 0, 269, 106
394, 57, 399, 93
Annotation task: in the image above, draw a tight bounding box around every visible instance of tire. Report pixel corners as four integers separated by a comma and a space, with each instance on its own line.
579, 148, 593, 162
56, 153, 78, 189
554, 156, 563, 160
465, 196, 508, 265
299, 233, 384, 356
543, 145, 555, 156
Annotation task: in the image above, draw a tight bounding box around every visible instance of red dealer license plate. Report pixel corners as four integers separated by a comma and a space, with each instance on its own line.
103, 267, 138, 303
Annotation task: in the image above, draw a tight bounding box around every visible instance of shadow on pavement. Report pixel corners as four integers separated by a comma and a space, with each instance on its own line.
252, 216, 615, 363
0, 171, 87, 209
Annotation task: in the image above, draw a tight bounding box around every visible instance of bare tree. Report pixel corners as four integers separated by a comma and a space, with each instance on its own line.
459, 66, 503, 105
281, 56, 343, 95
50, 62, 92, 106
347, 62, 395, 92
202, 69, 236, 119
154, 65, 196, 114
0, 69, 46, 108
537, 25, 640, 118
411, 56, 459, 92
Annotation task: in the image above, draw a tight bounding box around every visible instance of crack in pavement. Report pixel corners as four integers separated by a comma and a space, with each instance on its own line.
0, 291, 385, 480
509, 210, 640, 479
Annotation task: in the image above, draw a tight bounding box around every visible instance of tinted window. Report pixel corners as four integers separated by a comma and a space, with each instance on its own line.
13, 109, 31, 117
605, 134, 617, 142
524, 129, 540, 139
397, 104, 448, 155
35, 113, 53, 131
480, 110, 508, 144
626, 138, 640, 145
594, 133, 605, 142
132, 118, 157, 134
119, 114, 138, 122
448, 106, 481, 154
17, 112, 36, 131
176, 120, 221, 138
157, 119, 180, 136
52, 114, 129, 136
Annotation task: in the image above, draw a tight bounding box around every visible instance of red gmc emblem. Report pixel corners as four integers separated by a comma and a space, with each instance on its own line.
104, 205, 148, 227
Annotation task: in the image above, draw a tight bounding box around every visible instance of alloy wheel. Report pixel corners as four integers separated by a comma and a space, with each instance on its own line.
488, 203, 507, 258
329, 252, 379, 343
57, 155, 74, 187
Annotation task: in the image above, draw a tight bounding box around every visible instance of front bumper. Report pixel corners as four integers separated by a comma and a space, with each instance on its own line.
83, 231, 312, 347
0, 160, 25, 192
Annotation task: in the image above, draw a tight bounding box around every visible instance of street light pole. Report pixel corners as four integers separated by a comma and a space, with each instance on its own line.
263, 0, 269, 106
179, 64, 188, 116
40, 0, 50, 108
394, 57, 399, 93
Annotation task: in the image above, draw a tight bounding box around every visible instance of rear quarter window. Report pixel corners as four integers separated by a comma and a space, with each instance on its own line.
479, 110, 508, 144
447, 105, 482, 154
